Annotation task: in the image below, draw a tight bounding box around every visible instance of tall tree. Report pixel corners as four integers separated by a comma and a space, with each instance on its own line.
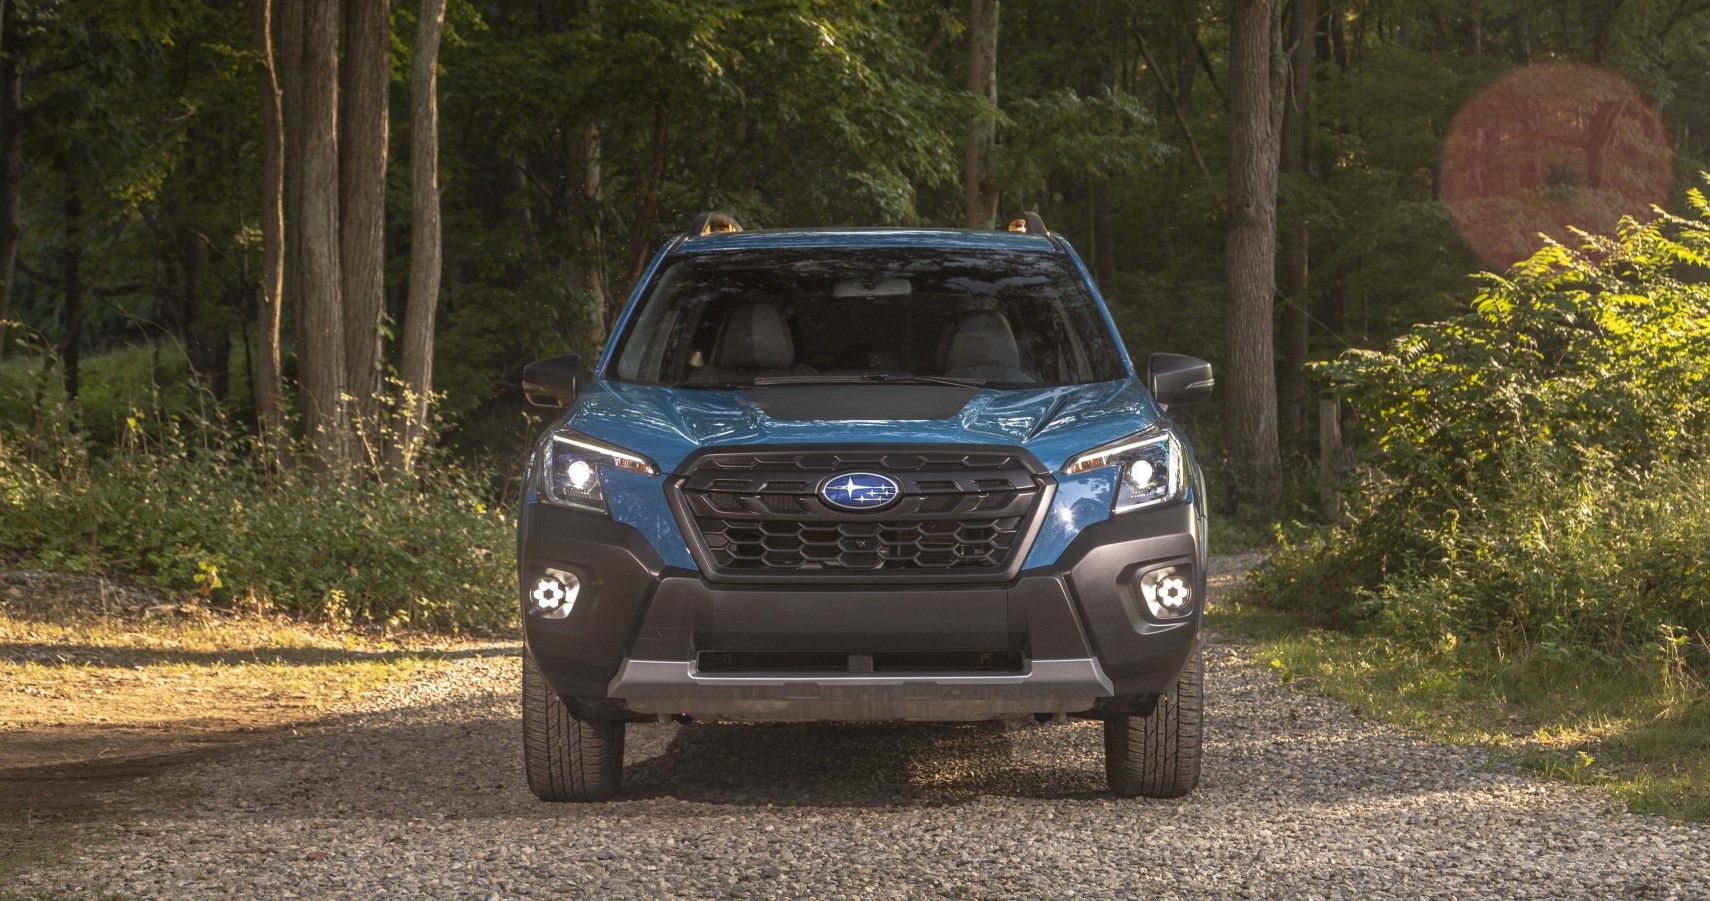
280, 0, 305, 380
0, 0, 23, 357
340, 0, 388, 441
393, 0, 445, 472
295, 0, 349, 461
252, 0, 287, 447
176, 175, 232, 401
1224, 0, 1283, 509
1276, 0, 1315, 447
963, 0, 1000, 229
563, 120, 606, 335
59, 197, 85, 399
554, 0, 608, 338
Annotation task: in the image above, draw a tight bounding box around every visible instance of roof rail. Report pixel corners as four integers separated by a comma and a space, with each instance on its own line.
1005, 212, 1049, 236
687, 211, 743, 237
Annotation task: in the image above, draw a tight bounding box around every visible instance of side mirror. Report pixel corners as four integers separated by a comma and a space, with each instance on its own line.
1146, 353, 1214, 407
523, 354, 581, 408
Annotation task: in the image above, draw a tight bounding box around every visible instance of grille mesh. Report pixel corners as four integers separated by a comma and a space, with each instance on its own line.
674, 449, 1044, 578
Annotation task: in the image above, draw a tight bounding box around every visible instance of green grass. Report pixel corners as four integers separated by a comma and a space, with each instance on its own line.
1209, 511, 1277, 556
1209, 597, 1710, 822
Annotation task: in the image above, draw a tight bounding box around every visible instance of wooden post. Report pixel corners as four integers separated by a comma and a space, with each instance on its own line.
1318, 394, 1347, 521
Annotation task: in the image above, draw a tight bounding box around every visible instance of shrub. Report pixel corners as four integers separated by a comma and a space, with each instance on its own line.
0, 402, 516, 633
1252, 185, 1710, 680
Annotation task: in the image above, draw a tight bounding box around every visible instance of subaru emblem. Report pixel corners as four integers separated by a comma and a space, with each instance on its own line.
819, 472, 901, 511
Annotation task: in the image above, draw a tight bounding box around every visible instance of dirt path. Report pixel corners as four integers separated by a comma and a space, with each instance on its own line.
7, 559, 1709, 899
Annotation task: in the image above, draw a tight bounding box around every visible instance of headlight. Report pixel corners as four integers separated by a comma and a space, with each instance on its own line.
1062, 429, 1185, 513
535, 428, 657, 514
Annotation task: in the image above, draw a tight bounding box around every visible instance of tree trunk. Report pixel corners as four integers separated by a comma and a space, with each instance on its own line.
180, 230, 231, 402
252, 0, 287, 449
627, 103, 668, 287
1330, 2, 1349, 71
510, 157, 537, 258
963, 0, 1000, 229
296, 0, 349, 462
1223, 0, 1283, 511
1277, 0, 1314, 450
1515, 3, 1533, 63
1321, 260, 1346, 336
339, 0, 389, 443
1088, 177, 1114, 287
1585, 98, 1624, 191
0, 0, 23, 358
60, 198, 85, 400
280, 0, 306, 380
1175, 37, 1197, 114
1583, 0, 1618, 63
392, 0, 446, 473
556, 0, 609, 337
563, 120, 608, 337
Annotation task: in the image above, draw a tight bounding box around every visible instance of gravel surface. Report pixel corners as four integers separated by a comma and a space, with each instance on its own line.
12, 558, 1710, 899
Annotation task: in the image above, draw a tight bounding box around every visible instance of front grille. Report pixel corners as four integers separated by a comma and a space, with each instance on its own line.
672, 448, 1048, 580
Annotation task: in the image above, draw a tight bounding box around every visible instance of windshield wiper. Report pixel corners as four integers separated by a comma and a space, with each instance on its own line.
749, 372, 986, 388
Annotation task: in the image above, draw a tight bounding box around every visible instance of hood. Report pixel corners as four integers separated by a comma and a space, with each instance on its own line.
568, 379, 1159, 473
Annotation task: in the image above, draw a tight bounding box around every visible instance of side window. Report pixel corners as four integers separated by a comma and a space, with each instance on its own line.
614, 261, 691, 381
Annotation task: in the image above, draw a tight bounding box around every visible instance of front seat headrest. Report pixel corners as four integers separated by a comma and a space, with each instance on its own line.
717, 302, 796, 370
943, 310, 1022, 371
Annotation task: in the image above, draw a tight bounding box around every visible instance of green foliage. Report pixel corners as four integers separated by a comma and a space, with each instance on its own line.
999, 88, 1166, 203
0, 342, 261, 449
14, 0, 1710, 469
0, 399, 515, 633
1252, 187, 1710, 684
422, 0, 976, 448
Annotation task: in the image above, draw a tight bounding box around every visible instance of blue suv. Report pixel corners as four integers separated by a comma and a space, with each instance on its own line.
518, 212, 1213, 802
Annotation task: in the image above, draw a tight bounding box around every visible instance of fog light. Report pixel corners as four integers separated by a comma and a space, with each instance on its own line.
530, 569, 580, 619
1140, 566, 1194, 619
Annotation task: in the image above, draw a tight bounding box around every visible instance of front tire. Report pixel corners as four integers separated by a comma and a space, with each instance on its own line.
1104, 646, 1203, 798
523, 651, 625, 802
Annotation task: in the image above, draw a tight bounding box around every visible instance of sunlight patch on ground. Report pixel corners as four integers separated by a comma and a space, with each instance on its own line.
0, 580, 469, 777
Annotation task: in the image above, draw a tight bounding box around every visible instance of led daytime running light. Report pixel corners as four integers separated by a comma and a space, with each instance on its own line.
1064, 433, 1173, 478
550, 433, 658, 475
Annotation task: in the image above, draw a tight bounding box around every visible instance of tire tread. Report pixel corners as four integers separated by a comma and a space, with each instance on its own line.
1104, 646, 1204, 799
523, 652, 624, 802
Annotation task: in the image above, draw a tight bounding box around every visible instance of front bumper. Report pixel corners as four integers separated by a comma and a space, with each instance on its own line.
519, 501, 1203, 721
611, 657, 1114, 721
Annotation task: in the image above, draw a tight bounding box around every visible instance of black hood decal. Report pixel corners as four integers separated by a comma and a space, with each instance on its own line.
744, 385, 979, 421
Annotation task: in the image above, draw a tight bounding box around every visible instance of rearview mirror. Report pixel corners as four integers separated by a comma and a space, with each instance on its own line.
523, 354, 581, 408
1146, 353, 1214, 407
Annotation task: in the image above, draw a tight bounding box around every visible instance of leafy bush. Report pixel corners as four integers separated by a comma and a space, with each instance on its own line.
0, 401, 516, 633
0, 343, 261, 450
1252, 186, 1710, 682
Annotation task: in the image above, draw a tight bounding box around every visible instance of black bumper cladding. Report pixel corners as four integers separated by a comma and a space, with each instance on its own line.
519, 496, 1204, 722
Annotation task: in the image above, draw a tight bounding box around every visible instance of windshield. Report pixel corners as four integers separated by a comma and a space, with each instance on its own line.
608, 248, 1126, 388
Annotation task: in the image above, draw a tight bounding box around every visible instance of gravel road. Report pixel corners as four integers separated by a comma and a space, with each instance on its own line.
12, 560, 1710, 899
